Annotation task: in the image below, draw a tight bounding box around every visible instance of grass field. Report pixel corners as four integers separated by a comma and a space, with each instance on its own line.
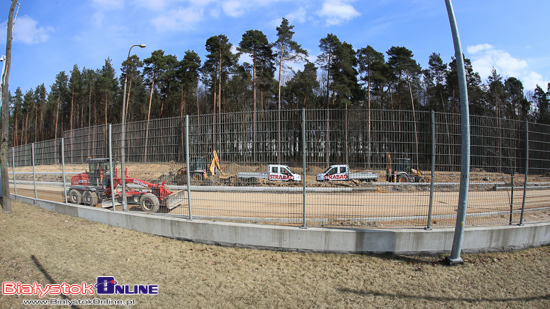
1, 200, 549, 308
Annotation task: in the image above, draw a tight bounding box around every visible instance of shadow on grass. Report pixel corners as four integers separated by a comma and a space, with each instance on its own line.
338, 288, 550, 303
31, 255, 81, 309
378, 254, 448, 265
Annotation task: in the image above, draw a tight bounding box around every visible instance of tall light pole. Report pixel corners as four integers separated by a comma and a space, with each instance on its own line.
121, 44, 146, 211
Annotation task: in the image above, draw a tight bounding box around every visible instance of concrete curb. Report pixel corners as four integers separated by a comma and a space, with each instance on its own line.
12, 194, 550, 255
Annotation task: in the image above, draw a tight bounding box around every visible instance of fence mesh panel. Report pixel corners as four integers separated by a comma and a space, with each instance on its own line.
8, 109, 550, 228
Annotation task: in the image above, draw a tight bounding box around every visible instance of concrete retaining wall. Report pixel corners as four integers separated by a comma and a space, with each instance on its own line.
13, 194, 550, 255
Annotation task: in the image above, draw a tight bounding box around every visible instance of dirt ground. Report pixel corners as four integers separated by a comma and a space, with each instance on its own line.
11, 162, 550, 186
1, 200, 550, 308
9, 162, 550, 228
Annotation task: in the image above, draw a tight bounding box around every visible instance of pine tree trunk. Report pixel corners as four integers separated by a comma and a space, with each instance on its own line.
196, 85, 201, 146
34, 102, 38, 143
144, 77, 155, 163
125, 79, 133, 123
24, 111, 29, 145
253, 49, 257, 162
0, 0, 17, 213
277, 46, 284, 164
104, 92, 108, 126
217, 49, 222, 152
39, 104, 44, 142
367, 74, 372, 169
325, 55, 331, 167
70, 91, 74, 131
408, 77, 419, 169
88, 81, 92, 127
55, 94, 60, 141
13, 106, 17, 147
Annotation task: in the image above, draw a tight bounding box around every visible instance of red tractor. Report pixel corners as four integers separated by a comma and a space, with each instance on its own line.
67, 158, 185, 213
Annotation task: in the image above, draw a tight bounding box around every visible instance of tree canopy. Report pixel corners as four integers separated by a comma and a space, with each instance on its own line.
6, 21, 549, 147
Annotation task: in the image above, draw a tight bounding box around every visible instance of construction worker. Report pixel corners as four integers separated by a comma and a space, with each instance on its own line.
99, 166, 104, 185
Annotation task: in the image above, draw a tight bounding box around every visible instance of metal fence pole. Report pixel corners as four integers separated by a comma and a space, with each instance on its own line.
185, 115, 192, 220
426, 110, 435, 230
446, 0, 471, 265
108, 125, 116, 211
61, 138, 68, 204
12, 147, 16, 195
519, 119, 528, 226
301, 108, 307, 229
32, 143, 37, 200
509, 172, 514, 224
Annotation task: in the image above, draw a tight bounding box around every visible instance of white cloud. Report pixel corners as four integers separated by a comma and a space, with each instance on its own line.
152, 7, 205, 31
189, 0, 218, 7
209, 7, 222, 19
133, 0, 217, 11
222, 0, 246, 17
134, 0, 281, 19
221, 0, 285, 18
467, 43, 547, 91
91, 0, 124, 26
13, 15, 53, 45
466, 43, 492, 55
286, 7, 308, 24
133, 0, 167, 11
523, 71, 546, 92
318, 0, 360, 26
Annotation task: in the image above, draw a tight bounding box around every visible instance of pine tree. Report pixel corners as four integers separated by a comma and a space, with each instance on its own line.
358, 45, 386, 168
238, 30, 275, 161
204, 35, 237, 151
274, 18, 307, 162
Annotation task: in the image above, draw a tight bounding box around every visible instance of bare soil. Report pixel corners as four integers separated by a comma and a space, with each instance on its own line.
10, 162, 550, 228
1, 200, 549, 308
12, 162, 550, 187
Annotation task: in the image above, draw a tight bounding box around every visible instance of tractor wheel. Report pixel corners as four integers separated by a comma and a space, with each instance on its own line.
417, 177, 426, 183
398, 175, 408, 183
140, 193, 160, 213
82, 191, 98, 206
68, 189, 82, 204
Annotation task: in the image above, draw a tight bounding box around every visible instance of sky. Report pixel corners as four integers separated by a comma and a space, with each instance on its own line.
1, 0, 549, 97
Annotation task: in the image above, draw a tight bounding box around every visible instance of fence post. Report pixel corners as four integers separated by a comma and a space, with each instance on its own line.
62, 138, 68, 204
426, 110, 435, 230
446, 0, 471, 265
301, 108, 307, 229
12, 147, 16, 195
32, 143, 37, 200
185, 115, 192, 220
519, 119, 528, 226
509, 172, 515, 224
108, 125, 116, 211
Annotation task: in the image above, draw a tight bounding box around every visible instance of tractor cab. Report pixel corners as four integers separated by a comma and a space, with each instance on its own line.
87, 158, 113, 188
395, 158, 411, 174
189, 156, 209, 173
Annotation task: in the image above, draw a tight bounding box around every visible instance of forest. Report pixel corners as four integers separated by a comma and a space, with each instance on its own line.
7, 18, 550, 148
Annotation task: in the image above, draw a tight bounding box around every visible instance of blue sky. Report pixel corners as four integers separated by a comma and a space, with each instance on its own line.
1, 0, 549, 96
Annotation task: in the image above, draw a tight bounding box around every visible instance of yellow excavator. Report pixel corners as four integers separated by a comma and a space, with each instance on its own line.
174, 150, 224, 184
386, 153, 425, 183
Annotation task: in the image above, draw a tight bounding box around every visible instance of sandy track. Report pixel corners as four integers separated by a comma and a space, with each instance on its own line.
11, 183, 550, 227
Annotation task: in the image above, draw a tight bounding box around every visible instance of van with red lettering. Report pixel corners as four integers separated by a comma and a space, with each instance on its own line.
316, 165, 378, 182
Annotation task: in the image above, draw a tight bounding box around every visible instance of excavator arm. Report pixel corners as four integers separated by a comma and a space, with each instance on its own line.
209, 150, 223, 176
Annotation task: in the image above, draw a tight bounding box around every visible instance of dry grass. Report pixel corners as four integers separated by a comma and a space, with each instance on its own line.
1, 200, 550, 308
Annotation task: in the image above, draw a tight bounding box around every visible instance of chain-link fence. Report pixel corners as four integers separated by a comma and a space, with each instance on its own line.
8, 108, 550, 228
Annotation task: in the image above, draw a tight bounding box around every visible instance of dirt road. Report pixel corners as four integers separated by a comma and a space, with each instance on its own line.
11, 183, 550, 227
